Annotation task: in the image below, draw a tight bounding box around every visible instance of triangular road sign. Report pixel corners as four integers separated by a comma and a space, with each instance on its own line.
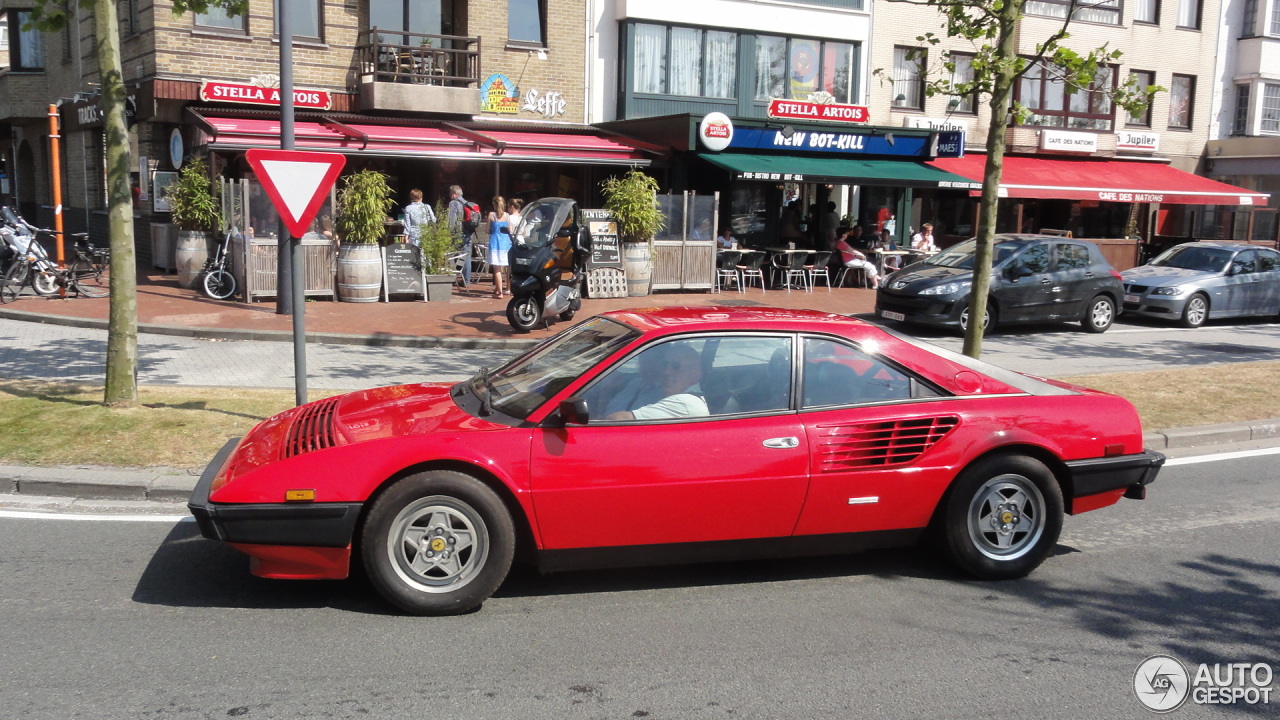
245, 149, 346, 239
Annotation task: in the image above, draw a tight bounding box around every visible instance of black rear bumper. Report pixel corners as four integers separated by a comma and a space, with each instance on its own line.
1065, 449, 1165, 500
187, 437, 362, 548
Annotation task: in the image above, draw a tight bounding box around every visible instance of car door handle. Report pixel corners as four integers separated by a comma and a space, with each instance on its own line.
763, 437, 800, 449
1040, 278, 1052, 284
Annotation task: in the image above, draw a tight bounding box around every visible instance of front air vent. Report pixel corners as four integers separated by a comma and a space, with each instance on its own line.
281, 397, 340, 459
815, 416, 959, 471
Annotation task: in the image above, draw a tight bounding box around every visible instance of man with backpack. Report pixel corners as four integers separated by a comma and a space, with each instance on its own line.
447, 185, 481, 287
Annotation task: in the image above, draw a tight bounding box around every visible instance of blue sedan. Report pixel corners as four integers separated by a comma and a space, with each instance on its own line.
1121, 242, 1280, 328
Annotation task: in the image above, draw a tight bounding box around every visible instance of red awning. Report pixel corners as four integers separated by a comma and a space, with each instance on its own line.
190, 112, 653, 165
929, 154, 1269, 206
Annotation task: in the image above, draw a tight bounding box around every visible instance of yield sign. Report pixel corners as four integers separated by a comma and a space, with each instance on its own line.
244, 149, 346, 238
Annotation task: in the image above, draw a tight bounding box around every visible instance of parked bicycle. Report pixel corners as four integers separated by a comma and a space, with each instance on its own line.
0, 234, 110, 303
198, 227, 237, 300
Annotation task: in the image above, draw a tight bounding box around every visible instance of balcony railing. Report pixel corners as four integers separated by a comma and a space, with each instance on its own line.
357, 29, 480, 87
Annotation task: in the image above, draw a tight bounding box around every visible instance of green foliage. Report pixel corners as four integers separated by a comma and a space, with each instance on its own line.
418, 202, 459, 275
601, 169, 665, 244
335, 170, 395, 245
168, 157, 222, 232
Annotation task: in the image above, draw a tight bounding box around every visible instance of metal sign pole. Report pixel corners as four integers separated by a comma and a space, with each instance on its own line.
278, 0, 306, 406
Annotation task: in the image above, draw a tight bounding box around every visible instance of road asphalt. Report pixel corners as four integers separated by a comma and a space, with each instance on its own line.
0, 270, 1276, 505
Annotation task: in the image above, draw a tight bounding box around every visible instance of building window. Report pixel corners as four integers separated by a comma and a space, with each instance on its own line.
1127, 70, 1154, 126
370, 0, 453, 45
1263, 83, 1280, 132
754, 34, 858, 104
1135, 0, 1160, 23
892, 46, 925, 110
1177, 0, 1201, 28
1025, 0, 1121, 24
1234, 84, 1251, 135
1017, 61, 1115, 130
508, 0, 545, 45
3, 11, 44, 70
274, 0, 321, 41
195, 4, 248, 33
634, 24, 737, 99
1168, 74, 1194, 129
1243, 0, 1257, 36
949, 53, 977, 113
1272, 0, 1280, 34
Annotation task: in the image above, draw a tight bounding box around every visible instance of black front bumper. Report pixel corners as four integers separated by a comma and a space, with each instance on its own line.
187, 438, 363, 548
1065, 449, 1165, 500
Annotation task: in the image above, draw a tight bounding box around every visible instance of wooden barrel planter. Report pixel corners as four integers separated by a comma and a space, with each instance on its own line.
336, 243, 383, 302
175, 230, 210, 289
623, 241, 652, 297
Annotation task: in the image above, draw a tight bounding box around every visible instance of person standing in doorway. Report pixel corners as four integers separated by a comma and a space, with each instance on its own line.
488, 195, 512, 298
447, 185, 476, 287
401, 189, 435, 247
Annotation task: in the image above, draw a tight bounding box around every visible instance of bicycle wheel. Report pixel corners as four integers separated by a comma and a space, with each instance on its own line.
202, 268, 236, 300
1, 261, 28, 303
69, 259, 110, 298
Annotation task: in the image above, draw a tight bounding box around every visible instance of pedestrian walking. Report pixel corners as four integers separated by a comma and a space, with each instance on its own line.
488, 195, 512, 298
401, 189, 436, 247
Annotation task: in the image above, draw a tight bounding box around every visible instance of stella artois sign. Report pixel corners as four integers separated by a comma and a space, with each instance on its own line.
767, 98, 869, 124
200, 80, 333, 110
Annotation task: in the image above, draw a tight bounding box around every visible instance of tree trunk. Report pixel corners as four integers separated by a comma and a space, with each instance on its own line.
961, 1, 1022, 360
95, 0, 139, 406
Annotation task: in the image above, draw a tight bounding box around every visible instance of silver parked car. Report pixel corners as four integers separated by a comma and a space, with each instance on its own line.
1121, 242, 1280, 328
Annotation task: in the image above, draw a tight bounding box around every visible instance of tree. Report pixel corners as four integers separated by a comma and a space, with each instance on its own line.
882, 0, 1158, 358
27, 1, 245, 405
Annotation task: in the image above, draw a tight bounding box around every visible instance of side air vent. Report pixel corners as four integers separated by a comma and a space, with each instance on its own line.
281, 397, 340, 459
815, 416, 960, 471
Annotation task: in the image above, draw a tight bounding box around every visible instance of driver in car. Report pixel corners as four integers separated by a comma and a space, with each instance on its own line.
605, 344, 708, 421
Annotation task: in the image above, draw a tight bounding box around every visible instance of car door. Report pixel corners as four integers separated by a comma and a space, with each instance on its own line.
994, 242, 1054, 322
528, 334, 810, 550
1222, 249, 1259, 315
1050, 242, 1096, 318
1252, 248, 1280, 315
793, 336, 958, 536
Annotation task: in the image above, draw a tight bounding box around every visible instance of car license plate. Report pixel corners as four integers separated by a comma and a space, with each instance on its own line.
1124, 294, 1140, 303
881, 310, 906, 321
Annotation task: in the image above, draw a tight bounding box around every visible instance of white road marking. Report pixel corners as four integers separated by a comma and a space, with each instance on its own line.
1165, 446, 1280, 466
0, 510, 192, 522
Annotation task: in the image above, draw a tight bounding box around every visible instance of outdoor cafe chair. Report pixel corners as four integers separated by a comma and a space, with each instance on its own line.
776, 251, 810, 292
806, 251, 833, 292
736, 252, 767, 293
715, 250, 743, 293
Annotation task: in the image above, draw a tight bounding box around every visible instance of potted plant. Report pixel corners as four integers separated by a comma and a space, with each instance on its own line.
601, 169, 664, 297
418, 201, 458, 301
168, 157, 222, 289
334, 169, 394, 302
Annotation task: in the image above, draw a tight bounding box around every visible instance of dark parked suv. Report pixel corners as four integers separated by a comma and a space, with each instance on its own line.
875, 234, 1124, 333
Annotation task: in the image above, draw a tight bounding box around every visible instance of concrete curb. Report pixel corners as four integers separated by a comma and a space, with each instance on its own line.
0, 307, 541, 351
4, 418, 1277, 504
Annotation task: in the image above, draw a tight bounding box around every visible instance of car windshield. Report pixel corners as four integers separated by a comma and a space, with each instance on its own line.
513, 199, 571, 250
925, 238, 1032, 269
1150, 245, 1234, 273
474, 317, 639, 419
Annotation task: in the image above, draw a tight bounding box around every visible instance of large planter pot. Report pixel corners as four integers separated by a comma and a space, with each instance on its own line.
425, 273, 454, 302
623, 241, 652, 297
175, 230, 211, 288
336, 243, 383, 302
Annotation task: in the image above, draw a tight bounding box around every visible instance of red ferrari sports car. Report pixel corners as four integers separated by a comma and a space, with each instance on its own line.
189, 307, 1163, 615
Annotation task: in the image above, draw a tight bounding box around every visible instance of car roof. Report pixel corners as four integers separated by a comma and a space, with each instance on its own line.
598, 306, 868, 336
1174, 241, 1266, 250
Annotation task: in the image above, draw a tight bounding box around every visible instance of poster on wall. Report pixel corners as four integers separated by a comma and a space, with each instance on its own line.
152, 171, 178, 213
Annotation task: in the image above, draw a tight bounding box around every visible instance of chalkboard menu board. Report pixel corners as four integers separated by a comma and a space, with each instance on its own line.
581, 209, 621, 270
382, 243, 426, 301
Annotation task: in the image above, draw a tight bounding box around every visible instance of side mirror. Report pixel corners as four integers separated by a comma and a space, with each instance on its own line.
558, 397, 589, 425
1228, 262, 1244, 276
556, 223, 578, 239
1008, 264, 1034, 279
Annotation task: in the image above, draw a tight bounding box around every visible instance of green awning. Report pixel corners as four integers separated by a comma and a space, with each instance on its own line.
699, 152, 981, 189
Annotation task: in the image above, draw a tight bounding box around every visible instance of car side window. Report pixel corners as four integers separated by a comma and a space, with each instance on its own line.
1258, 249, 1279, 273
1232, 250, 1258, 275
800, 337, 934, 409
1056, 243, 1090, 270
1011, 243, 1051, 275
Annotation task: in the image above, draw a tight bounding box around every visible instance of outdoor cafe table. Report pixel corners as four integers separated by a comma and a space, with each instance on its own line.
867, 248, 911, 274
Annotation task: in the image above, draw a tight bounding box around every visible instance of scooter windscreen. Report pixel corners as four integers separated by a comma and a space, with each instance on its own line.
512, 198, 575, 249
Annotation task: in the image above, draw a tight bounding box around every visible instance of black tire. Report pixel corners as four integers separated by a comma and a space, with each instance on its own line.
958, 301, 996, 334
940, 454, 1064, 580
32, 269, 59, 296
1, 262, 27, 304
69, 259, 110, 298
1179, 293, 1208, 329
1082, 294, 1115, 333
202, 269, 236, 300
361, 470, 515, 616
506, 295, 542, 333
558, 307, 576, 322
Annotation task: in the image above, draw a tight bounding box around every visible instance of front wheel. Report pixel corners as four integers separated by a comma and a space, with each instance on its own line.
1, 262, 28, 304
506, 295, 542, 333
1180, 293, 1208, 329
361, 471, 515, 616
958, 301, 996, 334
202, 269, 236, 300
1082, 295, 1115, 333
32, 269, 59, 296
940, 454, 1063, 580
69, 259, 110, 298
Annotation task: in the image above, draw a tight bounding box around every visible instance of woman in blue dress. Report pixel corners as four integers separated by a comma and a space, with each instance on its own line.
487, 195, 511, 298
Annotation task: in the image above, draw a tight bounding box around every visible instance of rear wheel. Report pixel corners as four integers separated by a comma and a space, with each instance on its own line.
940, 454, 1063, 580
558, 307, 576, 322
361, 470, 515, 615
1180, 293, 1208, 329
506, 295, 542, 332
1082, 295, 1115, 333
69, 259, 110, 298
202, 268, 236, 300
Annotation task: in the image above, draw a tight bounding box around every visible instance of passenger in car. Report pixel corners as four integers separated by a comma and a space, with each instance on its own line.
606, 345, 708, 420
